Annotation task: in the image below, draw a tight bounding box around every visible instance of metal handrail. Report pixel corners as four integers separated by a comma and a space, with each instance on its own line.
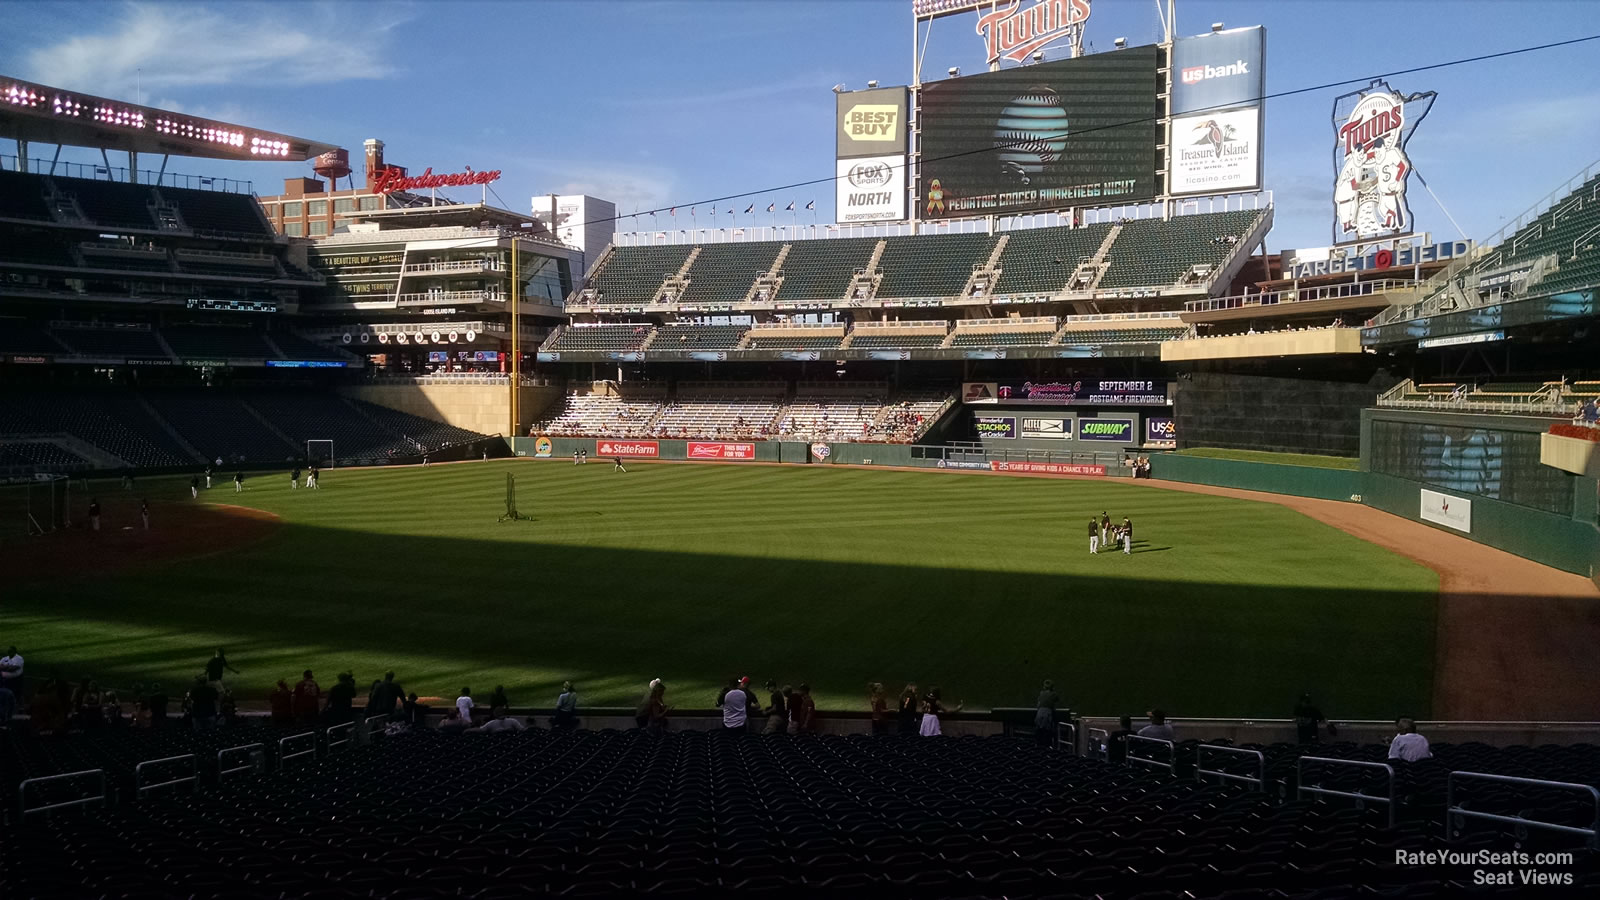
1296, 756, 1395, 828
1087, 727, 1110, 762
279, 731, 316, 767
134, 754, 198, 796
1447, 771, 1600, 849
1056, 721, 1078, 755
1195, 744, 1266, 790
19, 769, 106, 818
1125, 734, 1176, 772
217, 743, 266, 780
327, 720, 355, 752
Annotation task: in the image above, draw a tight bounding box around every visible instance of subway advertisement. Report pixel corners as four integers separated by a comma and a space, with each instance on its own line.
917, 45, 1160, 219
1077, 418, 1136, 441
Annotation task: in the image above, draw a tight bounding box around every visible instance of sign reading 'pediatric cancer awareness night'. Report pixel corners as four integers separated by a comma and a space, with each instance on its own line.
687, 442, 756, 461
596, 440, 659, 458
372, 165, 503, 195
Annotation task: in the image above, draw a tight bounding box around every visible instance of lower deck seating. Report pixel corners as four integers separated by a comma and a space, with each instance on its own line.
541, 393, 664, 438
0, 389, 191, 467
50, 327, 167, 358
141, 390, 296, 463
4, 725, 1593, 900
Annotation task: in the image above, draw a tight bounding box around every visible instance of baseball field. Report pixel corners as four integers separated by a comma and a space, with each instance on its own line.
0, 460, 1441, 717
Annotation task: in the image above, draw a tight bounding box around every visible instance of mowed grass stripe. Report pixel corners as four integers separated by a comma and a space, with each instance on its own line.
3, 461, 1437, 717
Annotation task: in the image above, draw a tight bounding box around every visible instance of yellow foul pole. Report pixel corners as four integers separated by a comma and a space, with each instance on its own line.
510, 237, 519, 437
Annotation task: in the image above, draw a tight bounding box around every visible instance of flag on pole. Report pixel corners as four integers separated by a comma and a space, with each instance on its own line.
766, 203, 776, 212
669, 207, 676, 217
727, 208, 734, 216
805, 200, 815, 210
744, 204, 754, 214
785, 202, 795, 212
650, 210, 658, 219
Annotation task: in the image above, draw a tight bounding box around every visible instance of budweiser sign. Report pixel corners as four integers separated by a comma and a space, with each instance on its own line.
976, 0, 1091, 65
371, 166, 502, 195
596, 440, 659, 458
688, 441, 757, 461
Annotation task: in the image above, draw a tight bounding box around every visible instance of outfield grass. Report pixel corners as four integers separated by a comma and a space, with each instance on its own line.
1, 461, 1437, 717
1175, 447, 1362, 470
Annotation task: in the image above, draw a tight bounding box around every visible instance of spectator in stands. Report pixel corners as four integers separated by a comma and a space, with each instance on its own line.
868, 683, 888, 736
1583, 398, 1599, 423
1138, 709, 1175, 742
30, 676, 70, 736
325, 672, 356, 723
762, 680, 788, 734
739, 678, 761, 734
204, 648, 239, 693
1293, 693, 1330, 745
456, 687, 476, 726
553, 681, 578, 730
1388, 718, 1432, 762
467, 713, 526, 733
396, 692, 425, 728
293, 670, 320, 723
721, 678, 749, 732
919, 687, 962, 737
0, 645, 23, 700
146, 682, 168, 729
639, 679, 669, 733
189, 677, 219, 730
1106, 715, 1136, 763
73, 677, 104, 730
368, 672, 402, 720
897, 684, 921, 734
1034, 680, 1060, 748
269, 680, 293, 725
489, 685, 510, 719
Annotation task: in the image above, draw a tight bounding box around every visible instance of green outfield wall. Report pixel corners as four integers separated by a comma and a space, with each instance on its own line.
1147, 453, 1363, 501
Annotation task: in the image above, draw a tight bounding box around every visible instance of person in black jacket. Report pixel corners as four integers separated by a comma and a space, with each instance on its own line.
897, 683, 921, 734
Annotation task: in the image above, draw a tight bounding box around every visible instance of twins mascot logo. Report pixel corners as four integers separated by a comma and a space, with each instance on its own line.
1331, 80, 1436, 242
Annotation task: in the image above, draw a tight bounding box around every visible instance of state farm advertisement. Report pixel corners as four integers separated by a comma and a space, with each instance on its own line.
596, 440, 659, 458
990, 461, 1106, 476
687, 441, 756, 461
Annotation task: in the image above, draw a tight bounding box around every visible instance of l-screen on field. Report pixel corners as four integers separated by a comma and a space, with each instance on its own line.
1, 462, 1438, 716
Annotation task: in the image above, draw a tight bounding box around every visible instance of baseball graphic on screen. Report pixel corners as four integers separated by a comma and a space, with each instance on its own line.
994, 86, 1069, 185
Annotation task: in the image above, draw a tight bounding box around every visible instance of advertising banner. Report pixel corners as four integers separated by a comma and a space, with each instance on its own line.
836, 156, 907, 224
687, 441, 757, 461
936, 459, 991, 470
1172, 27, 1265, 115
837, 87, 909, 158
918, 46, 1160, 219
596, 440, 659, 458
1021, 417, 1072, 439
1145, 417, 1176, 444
533, 436, 554, 458
1077, 418, 1135, 441
810, 443, 832, 461
990, 461, 1106, 476
1419, 488, 1471, 532
962, 380, 1167, 406
1170, 107, 1261, 195
974, 415, 1017, 439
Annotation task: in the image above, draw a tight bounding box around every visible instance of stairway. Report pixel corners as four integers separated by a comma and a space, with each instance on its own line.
960, 234, 1010, 298
843, 240, 888, 302
654, 246, 701, 303
746, 243, 791, 303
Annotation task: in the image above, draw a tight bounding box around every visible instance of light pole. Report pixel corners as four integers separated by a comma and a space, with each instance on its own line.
509, 236, 520, 437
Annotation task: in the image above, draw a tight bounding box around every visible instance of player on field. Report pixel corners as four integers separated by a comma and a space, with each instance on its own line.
573, 449, 581, 466
190, 476, 199, 499
580, 450, 588, 465
291, 467, 301, 489
1088, 517, 1099, 554
234, 472, 244, 493
141, 499, 150, 531
88, 498, 101, 532
308, 466, 320, 490
613, 456, 627, 473
1121, 517, 1134, 554
1100, 511, 1111, 547
204, 466, 213, 490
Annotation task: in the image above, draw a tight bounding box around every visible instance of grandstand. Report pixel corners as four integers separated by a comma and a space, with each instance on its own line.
3, 720, 1596, 899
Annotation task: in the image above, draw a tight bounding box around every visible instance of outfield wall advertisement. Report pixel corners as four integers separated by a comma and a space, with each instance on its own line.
596, 440, 659, 458
1077, 418, 1135, 441
974, 415, 1017, 439
918, 45, 1160, 219
1020, 417, 1072, 439
1146, 417, 1176, 444
687, 441, 757, 461
1420, 488, 1472, 533
990, 460, 1106, 476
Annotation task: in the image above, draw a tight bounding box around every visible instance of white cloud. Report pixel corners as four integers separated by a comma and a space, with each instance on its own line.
23, 2, 396, 92
1429, 93, 1600, 149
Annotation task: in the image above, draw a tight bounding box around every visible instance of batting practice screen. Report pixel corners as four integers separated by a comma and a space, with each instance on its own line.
917, 44, 1160, 219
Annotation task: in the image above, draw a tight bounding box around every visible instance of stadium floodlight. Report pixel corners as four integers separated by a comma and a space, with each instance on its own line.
1113, 37, 1127, 48
867, 80, 879, 88
947, 66, 960, 77
832, 84, 845, 93
1211, 22, 1225, 32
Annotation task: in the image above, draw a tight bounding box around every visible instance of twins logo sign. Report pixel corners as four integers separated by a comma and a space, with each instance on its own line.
1331, 80, 1436, 242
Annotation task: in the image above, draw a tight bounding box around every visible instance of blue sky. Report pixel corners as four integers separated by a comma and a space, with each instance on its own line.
3, 0, 1599, 252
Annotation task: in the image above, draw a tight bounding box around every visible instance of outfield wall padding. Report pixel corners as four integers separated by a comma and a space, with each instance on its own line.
1148, 453, 1362, 501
